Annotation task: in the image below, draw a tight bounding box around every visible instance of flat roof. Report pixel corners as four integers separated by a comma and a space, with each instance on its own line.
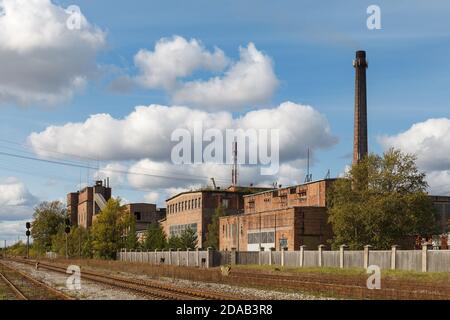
243, 178, 338, 198
165, 186, 272, 202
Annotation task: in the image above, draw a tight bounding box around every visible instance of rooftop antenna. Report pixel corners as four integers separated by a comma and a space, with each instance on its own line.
232, 139, 238, 186
325, 169, 331, 180
305, 148, 313, 183
211, 177, 217, 189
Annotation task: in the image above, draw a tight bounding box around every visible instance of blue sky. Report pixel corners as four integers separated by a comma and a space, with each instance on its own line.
1, 0, 450, 243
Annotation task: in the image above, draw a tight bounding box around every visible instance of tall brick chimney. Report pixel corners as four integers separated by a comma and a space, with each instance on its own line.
353, 50, 368, 164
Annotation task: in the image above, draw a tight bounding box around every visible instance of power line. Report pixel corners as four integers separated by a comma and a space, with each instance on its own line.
0, 150, 231, 184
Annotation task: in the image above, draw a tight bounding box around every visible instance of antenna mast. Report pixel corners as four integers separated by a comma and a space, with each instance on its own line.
232, 140, 238, 186
305, 147, 312, 183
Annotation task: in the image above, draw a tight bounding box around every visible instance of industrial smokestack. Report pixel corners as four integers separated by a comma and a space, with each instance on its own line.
353, 50, 368, 164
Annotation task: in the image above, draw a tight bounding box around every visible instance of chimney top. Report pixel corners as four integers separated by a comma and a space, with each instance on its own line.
356, 50, 366, 58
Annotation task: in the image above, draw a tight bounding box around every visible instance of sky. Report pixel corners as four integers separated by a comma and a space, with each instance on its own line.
1, 0, 450, 244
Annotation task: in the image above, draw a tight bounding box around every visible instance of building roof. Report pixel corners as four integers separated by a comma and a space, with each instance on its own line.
243, 178, 338, 198
165, 185, 272, 202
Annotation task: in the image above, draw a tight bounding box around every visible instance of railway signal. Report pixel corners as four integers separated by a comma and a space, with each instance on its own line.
25, 222, 31, 259
65, 218, 71, 259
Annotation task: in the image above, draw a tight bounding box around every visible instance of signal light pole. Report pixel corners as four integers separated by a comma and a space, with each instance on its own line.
25, 222, 31, 259
65, 219, 71, 259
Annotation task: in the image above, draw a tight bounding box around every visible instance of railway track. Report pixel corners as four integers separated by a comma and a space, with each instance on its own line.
0, 261, 73, 300
225, 269, 450, 300
8, 258, 251, 300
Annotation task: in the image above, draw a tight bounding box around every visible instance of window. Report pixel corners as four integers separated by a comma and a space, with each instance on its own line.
134, 212, 141, 221
222, 198, 230, 208
247, 231, 275, 244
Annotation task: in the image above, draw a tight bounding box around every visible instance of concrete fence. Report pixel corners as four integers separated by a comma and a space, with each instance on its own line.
118, 248, 214, 268
117, 245, 450, 272
225, 245, 449, 273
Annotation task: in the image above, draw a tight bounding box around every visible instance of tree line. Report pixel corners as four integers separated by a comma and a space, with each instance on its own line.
30, 198, 198, 259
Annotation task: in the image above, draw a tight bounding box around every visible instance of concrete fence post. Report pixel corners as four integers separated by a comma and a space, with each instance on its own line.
299, 245, 306, 268
363, 245, 371, 269
339, 245, 348, 269
269, 248, 274, 265
141, 249, 144, 263
196, 248, 200, 267
186, 248, 190, 267
318, 245, 325, 267
168, 248, 172, 265
230, 248, 237, 265
421, 244, 428, 272
206, 247, 212, 268
177, 248, 181, 266
154, 249, 158, 265
281, 247, 285, 267
259, 247, 264, 265
391, 245, 398, 270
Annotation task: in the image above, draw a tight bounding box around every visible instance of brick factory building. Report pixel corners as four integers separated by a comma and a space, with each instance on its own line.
219, 179, 336, 251
429, 196, 450, 234
162, 186, 271, 248
123, 203, 166, 242
67, 181, 166, 236
67, 180, 112, 229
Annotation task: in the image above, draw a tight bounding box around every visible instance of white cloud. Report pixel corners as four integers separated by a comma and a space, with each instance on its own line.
0, 219, 30, 244
425, 170, 450, 195
125, 37, 278, 110
379, 118, 450, 195
172, 43, 278, 110
0, 0, 105, 105
29, 102, 337, 164
144, 192, 160, 204
134, 35, 228, 90
0, 177, 38, 220
379, 118, 450, 171
93, 162, 127, 187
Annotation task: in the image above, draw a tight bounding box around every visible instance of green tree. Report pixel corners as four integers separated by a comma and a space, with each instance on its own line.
122, 213, 137, 250
51, 226, 92, 258
167, 235, 182, 249
31, 201, 66, 254
179, 227, 198, 249
204, 206, 225, 249
328, 148, 437, 249
143, 223, 167, 250
90, 198, 133, 259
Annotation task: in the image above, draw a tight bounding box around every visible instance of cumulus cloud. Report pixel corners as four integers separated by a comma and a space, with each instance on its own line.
425, 170, 450, 195
144, 192, 161, 204
93, 162, 127, 187
379, 118, 450, 195
0, 219, 30, 243
0, 177, 38, 220
172, 43, 278, 110
124, 36, 278, 110
29, 102, 337, 165
134, 35, 229, 90
0, 0, 105, 105
379, 118, 450, 171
